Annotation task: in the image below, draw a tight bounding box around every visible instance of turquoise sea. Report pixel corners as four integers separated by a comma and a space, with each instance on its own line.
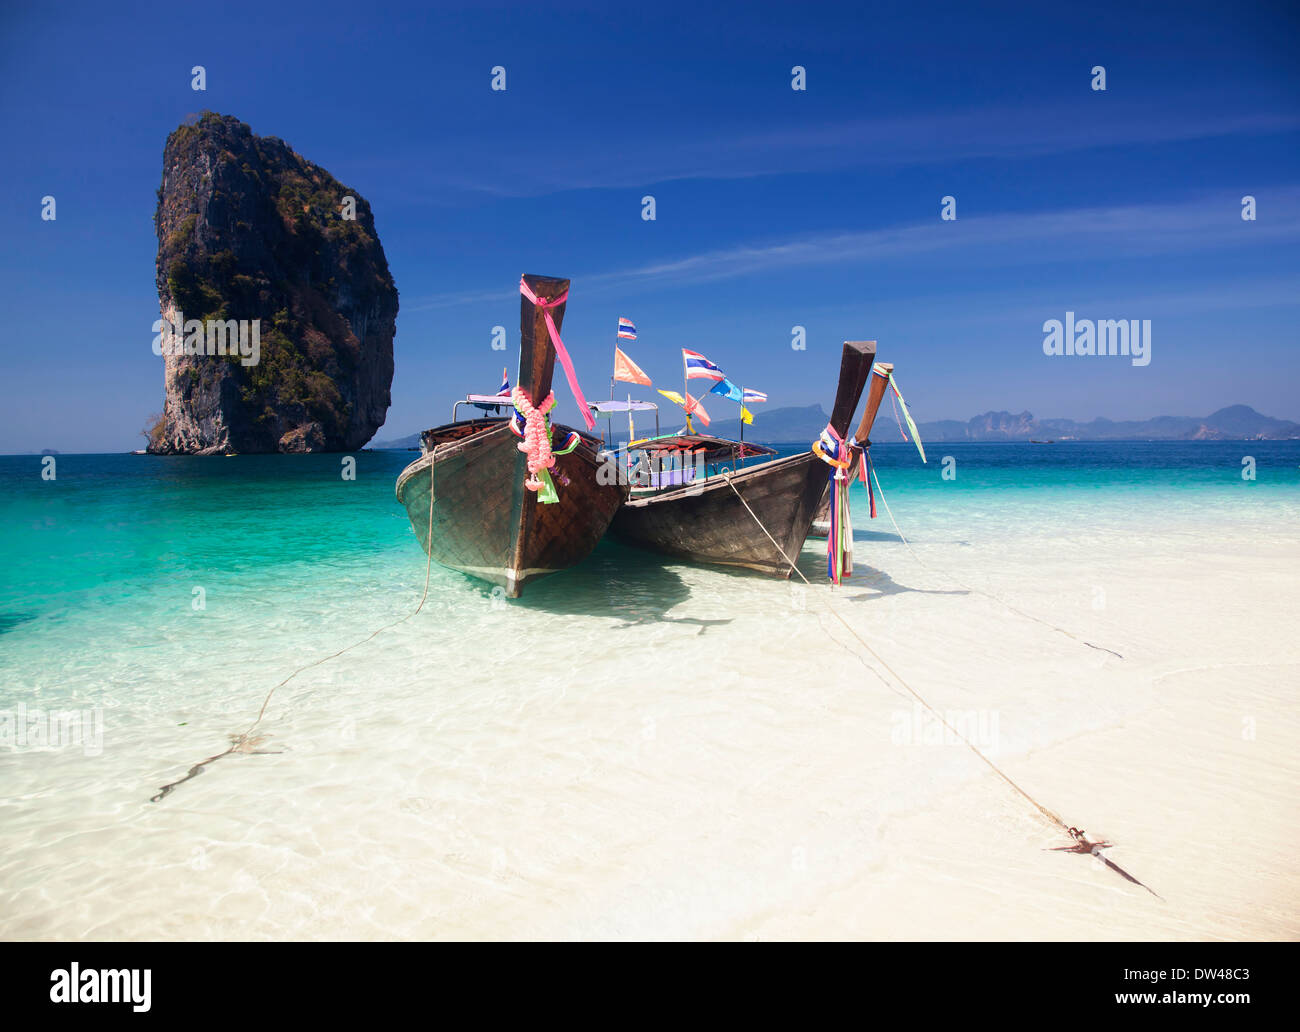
1, 440, 1297, 938
2, 440, 1297, 702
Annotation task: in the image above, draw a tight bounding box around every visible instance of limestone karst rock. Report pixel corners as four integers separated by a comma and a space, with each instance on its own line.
147, 112, 397, 454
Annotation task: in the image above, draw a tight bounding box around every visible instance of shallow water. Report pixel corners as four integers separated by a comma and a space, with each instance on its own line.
1, 442, 1297, 938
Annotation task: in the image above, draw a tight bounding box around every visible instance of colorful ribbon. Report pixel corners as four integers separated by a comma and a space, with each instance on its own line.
513, 386, 558, 499
813, 424, 854, 584
519, 276, 596, 431
888, 373, 927, 464
889, 387, 909, 442
863, 450, 876, 519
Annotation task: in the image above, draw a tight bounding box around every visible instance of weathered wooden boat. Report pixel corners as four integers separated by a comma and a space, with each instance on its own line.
395, 274, 627, 597
609, 341, 877, 576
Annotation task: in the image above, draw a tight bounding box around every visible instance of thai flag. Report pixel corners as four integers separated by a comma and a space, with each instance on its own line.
742, 388, 767, 404
682, 348, 725, 382
496, 367, 510, 397
617, 317, 637, 341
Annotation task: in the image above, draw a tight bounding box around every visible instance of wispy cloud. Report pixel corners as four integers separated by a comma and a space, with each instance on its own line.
548, 106, 1300, 194
376, 102, 1300, 201
408, 188, 1300, 307
599, 190, 1300, 286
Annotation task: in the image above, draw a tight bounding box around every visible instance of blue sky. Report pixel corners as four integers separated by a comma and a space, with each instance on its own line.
0, 0, 1297, 452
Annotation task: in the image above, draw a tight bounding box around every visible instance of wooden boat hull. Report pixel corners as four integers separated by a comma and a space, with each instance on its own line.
394, 273, 626, 597
809, 491, 832, 538
608, 339, 876, 577
396, 419, 624, 596
609, 450, 830, 576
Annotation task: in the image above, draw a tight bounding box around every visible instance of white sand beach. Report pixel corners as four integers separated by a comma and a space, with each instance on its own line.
741, 529, 1300, 941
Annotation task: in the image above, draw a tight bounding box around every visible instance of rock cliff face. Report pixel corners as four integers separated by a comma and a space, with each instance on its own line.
147, 112, 397, 454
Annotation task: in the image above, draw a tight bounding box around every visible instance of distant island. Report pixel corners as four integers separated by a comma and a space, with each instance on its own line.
373, 403, 1300, 448
910, 404, 1300, 443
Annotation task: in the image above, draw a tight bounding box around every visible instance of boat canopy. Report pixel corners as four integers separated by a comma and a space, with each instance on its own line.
452, 394, 515, 420
591, 397, 661, 441
627, 433, 777, 462
589, 400, 659, 413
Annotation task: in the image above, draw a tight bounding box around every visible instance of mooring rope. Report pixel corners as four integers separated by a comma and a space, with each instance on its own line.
151, 454, 440, 802
719, 472, 802, 578
720, 472, 1159, 897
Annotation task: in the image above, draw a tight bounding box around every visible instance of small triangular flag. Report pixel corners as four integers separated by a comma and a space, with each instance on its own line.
614, 347, 651, 386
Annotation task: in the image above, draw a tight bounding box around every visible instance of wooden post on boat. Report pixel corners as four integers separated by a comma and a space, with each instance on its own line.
851, 360, 893, 448
829, 341, 877, 439
518, 274, 566, 407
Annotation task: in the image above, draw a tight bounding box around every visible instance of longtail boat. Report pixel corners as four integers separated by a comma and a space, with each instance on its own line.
608, 341, 877, 576
395, 274, 626, 597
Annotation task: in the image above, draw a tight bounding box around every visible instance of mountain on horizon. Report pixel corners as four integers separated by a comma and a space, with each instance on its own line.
683, 403, 1300, 444
926, 404, 1300, 442
372, 403, 1300, 448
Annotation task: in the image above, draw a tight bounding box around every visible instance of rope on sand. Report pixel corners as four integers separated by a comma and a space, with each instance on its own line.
151, 455, 440, 802
721, 472, 1160, 898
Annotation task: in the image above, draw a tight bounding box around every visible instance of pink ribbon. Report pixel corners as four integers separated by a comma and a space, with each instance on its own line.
519, 277, 596, 431
512, 386, 556, 489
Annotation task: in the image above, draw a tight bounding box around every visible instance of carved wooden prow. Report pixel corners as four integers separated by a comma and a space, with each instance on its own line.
827, 340, 877, 439
852, 361, 894, 448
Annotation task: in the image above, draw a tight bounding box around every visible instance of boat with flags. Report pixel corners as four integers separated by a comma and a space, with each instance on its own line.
608, 340, 878, 578
394, 274, 626, 597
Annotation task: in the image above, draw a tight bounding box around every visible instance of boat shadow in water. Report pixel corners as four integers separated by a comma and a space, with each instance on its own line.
593, 537, 957, 611
474, 540, 734, 633
0, 611, 39, 635
793, 533, 970, 601
851, 527, 907, 544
